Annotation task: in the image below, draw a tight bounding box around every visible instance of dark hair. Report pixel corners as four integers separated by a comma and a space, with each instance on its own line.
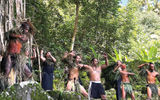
21, 22, 30, 30
149, 62, 154, 65
91, 58, 96, 63
44, 51, 49, 57
73, 54, 81, 62
74, 54, 81, 58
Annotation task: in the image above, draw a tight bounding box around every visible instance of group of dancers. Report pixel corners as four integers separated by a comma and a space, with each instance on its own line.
63, 51, 160, 100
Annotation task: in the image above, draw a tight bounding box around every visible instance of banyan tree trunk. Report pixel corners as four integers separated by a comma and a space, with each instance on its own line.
0, 0, 28, 86
0, 0, 26, 53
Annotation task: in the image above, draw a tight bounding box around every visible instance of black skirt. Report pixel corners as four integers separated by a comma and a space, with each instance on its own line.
90, 82, 105, 99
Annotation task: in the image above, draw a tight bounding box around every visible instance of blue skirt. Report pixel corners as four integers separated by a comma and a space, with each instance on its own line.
42, 72, 53, 90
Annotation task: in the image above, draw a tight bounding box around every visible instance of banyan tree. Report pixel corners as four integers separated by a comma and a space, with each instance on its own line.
0, 0, 36, 88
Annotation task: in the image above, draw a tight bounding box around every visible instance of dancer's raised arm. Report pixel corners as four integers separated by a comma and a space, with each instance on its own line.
138, 63, 149, 68
101, 53, 109, 69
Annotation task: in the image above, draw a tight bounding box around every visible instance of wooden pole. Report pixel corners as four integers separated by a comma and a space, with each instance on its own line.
36, 45, 42, 84
24, 0, 26, 18
70, 2, 79, 51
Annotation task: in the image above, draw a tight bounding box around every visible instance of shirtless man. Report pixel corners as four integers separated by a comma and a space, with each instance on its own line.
119, 64, 135, 100
81, 53, 108, 100
62, 51, 88, 97
138, 62, 160, 99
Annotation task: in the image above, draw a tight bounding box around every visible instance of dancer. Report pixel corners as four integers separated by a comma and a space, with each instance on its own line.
120, 64, 135, 100
2, 21, 33, 78
62, 51, 88, 97
81, 53, 108, 100
138, 63, 160, 99
113, 61, 122, 100
41, 50, 56, 90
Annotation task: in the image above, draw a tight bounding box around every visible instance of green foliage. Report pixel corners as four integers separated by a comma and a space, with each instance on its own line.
135, 46, 159, 62
26, 0, 122, 62
102, 63, 117, 90
79, 71, 89, 89
0, 82, 88, 100
128, 10, 160, 59
53, 68, 65, 91
90, 47, 98, 58
0, 82, 52, 100
109, 48, 132, 62
109, 48, 123, 62
47, 90, 86, 100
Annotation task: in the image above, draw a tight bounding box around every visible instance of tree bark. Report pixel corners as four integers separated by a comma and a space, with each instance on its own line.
0, 0, 5, 53
0, 0, 27, 85
16, 0, 24, 23
70, 2, 79, 51
24, 0, 26, 18
9, 0, 14, 30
